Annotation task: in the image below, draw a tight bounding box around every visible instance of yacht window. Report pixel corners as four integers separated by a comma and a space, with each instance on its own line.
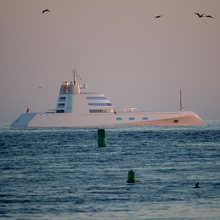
56, 110, 64, 113
142, 117, 148, 120
59, 97, 66, 101
58, 103, 65, 107
89, 109, 102, 113
116, 117, 122, 121
129, 117, 135, 120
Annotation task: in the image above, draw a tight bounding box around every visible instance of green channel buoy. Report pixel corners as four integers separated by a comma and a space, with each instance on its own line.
127, 169, 136, 183
98, 129, 107, 147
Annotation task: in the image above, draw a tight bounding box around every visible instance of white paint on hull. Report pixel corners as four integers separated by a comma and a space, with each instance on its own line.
11, 111, 205, 128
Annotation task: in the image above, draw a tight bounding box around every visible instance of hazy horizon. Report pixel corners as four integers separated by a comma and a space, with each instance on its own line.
1, 0, 220, 123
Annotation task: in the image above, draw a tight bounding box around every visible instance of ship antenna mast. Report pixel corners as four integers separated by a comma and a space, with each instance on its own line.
180, 89, 183, 111
72, 70, 76, 85
72, 70, 81, 85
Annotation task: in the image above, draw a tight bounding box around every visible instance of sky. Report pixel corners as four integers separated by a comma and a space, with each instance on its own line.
0, 0, 220, 122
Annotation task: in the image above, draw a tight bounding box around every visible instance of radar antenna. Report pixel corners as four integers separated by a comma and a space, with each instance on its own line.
72, 70, 81, 85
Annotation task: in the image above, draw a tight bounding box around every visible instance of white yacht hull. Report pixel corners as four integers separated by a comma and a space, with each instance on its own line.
11, 111, 206, 128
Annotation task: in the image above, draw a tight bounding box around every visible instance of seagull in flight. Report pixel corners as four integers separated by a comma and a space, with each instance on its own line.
154, 15, 163, 19
42, 9, 50, 14
195, 13, 204, 18
206, 15, 214, 18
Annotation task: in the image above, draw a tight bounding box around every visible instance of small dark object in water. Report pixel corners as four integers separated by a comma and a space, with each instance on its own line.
98, 129, 106, 147
127, 169, 136, 183
194, 182, 200, 188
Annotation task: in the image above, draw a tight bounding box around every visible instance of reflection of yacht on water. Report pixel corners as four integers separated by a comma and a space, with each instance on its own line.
11, 72, 206, 128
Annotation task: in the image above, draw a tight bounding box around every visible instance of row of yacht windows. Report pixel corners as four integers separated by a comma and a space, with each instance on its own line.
88, 103, 112, 106
57, 102, 113, 108
87, 96, 107, 100
89, 110, 149, 121
59, 96, 107, 100
116, 117, 149, 121
89, 109, 113, 113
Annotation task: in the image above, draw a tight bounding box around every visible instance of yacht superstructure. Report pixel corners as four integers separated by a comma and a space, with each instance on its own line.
11, 74, 206, 128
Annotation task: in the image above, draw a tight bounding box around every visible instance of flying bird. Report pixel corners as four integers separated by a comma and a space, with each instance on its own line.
206, 15, 214, 18
195, 13, 204, 18
42, 9, 50, 14
154, 15, 162, 19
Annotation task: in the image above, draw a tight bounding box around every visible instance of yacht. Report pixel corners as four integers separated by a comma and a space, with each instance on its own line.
11, 73, 206, 128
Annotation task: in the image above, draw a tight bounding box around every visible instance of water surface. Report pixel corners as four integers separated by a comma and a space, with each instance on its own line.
0, 121, 220, 219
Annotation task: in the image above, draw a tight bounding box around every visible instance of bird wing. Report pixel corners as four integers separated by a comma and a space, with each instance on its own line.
42, 9, 50, 13
154, 15, 162, 18
195, 13, 204, 17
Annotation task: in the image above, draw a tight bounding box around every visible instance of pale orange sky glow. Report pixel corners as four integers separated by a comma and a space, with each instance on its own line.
0, 0, 220, 122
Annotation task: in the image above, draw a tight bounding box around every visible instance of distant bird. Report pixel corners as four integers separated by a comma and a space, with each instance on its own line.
195, 13, 204, 18
194, 182, 200, 188
37, 86, 42, 89
206, 15, 214, 19
154, 15, 162, 19
26, 107, 30, 113
42, 9, 50, 14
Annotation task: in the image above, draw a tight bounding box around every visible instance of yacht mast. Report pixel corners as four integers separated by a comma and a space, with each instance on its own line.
73, 70, 77, 85
72, 70, 81, 85
180, 89, 183, 111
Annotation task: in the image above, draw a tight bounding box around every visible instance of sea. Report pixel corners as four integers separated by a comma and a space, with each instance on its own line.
0, 121, 220, 220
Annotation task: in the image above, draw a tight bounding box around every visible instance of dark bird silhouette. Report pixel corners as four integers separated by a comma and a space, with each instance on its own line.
194, 182, 200, 188
154, 15, 162, 19
195, 13, 204, 18
42, 9, 50, 14
206, 15, 214, 18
